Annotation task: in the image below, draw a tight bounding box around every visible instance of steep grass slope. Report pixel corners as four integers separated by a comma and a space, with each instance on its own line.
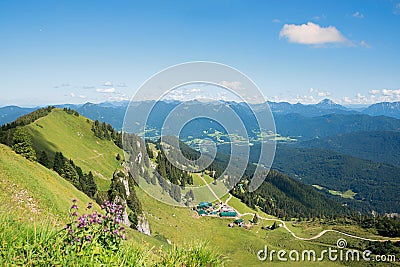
0, 144, 96, 222
24, 109, 123, 190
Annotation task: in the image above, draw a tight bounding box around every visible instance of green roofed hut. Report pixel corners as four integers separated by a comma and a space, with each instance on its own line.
234, 218, 244, 224
197, 202, 212, 209
220, 211, 237, 218
198, 209, 208, 216
234, 218, 244, 226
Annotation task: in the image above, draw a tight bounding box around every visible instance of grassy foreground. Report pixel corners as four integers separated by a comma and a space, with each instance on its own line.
0, 213, 224, 266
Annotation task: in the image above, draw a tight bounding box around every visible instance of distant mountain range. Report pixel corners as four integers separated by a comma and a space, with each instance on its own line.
264, 98, 357, 117
1, 99, 400, 140
0, 106, 36, 126
362, 101, 400, 119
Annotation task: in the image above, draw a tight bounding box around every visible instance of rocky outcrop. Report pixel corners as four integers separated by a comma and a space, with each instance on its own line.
113, 195, 131, 227
116, 164, 150, 235
136, 214, 151, 236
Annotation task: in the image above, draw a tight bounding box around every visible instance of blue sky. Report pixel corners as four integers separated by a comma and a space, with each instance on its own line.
1, 0, 400, 106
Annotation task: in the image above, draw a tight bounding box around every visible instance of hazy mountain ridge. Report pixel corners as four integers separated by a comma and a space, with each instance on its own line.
0, 106, 36, 126
2, 98, 400, 128
362, 101, 400, 119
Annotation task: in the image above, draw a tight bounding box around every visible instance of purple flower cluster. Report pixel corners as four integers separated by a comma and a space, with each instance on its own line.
61, 199, 126, 252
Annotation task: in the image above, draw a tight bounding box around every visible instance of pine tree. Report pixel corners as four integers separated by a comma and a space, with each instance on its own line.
62, 160, 80, 188
81, 171, 97, 198
12, 128, 36, 161
38, 151, 49, 167
53, 152, 65, 175
146, 143, 154, 158
271, 221, 278, 230
253, 213, 259, 224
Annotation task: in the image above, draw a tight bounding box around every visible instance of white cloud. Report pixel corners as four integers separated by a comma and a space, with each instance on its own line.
356, 92, 367, 101
70, 92, 75, 97
96, 88, 116, 93
312, 14, 326, 21
103, 81, 113, 86
369, 89, 380, 95
342, 96, 352, 103
79, 95, 87, 99
269, 87, 333, 104
279, 22, 349, 46
309, 87, 331, 97
272, 88, 400, 105
317, 91, 331, 97
107, 94, 129, 101
360, 40, 371, 48
189, 88, 201, 93
116, 82, 127, 87
341, 89, 400, 104
295, 95, 317, 104
382, 89, 400, 96
394, 2, 400, 14
352, 11, 364, 18
54, 83, 71, 88
83, 85, 95, 89
272, 19, 281, 23
383, 89, 392, 96
219, 81, 243, 90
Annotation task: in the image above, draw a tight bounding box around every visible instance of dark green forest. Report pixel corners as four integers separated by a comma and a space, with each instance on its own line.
299, 130, 400, 167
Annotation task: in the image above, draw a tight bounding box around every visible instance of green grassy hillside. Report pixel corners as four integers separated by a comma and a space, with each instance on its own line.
24, 109, 123, 190
0, 144, 96, 222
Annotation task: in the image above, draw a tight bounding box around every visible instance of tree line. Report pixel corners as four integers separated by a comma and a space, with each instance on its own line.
231, 170, 351, 220
155, 148, 193, 187
91, 120, 122, 148
50, 151, 97, 198
0, 106, 55, 146
63, 107, 79, 116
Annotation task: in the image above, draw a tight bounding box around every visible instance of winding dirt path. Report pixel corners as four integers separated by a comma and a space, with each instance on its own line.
197, 174, 222, 203
240, 211, 400, 243
224, 194, 232, 205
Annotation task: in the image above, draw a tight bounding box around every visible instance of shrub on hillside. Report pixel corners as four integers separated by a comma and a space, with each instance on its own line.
12, 127, 36, 161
